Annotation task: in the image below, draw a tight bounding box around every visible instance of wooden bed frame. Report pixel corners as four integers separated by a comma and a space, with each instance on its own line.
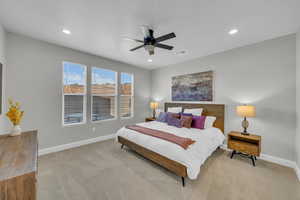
118, 102, 225, 186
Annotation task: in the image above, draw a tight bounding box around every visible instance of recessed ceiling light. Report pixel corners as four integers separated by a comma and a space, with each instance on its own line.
62, 29, 71, 35
228, 29, 238, 35
147, 59, 153, 62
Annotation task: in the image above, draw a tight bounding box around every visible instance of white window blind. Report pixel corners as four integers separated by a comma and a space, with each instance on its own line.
120, 72, 134, 118
63, 62, 87, 125
91, 67, 117, 121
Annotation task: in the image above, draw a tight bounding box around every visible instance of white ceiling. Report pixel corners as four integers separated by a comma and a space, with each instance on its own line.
0, 0, 300, 69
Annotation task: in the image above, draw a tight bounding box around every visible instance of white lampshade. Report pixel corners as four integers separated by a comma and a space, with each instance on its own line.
236, 105, 256, 117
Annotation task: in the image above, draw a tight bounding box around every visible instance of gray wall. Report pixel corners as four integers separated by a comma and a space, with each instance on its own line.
296, 31, 300, 166
0, 24, 8, 133
6, 32, 151, 149
151, 34, 296, 161
0, 25, 4, 62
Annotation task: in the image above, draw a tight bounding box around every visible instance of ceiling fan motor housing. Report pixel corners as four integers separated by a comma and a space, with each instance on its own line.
144, 29, 156, 45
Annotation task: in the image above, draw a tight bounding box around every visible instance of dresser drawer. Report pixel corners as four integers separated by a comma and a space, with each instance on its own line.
228, 140, 259, 156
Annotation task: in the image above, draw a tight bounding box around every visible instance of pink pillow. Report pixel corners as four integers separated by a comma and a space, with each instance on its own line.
192, 116, 206, 129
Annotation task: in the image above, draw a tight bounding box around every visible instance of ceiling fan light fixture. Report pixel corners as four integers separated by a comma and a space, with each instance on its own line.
145, 45, 155, 55
144, 45, 155, 51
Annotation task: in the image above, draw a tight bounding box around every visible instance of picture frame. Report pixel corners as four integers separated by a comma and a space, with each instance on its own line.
171, 70, 213, 102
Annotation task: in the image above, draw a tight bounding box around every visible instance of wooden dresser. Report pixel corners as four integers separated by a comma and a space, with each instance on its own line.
0, 130, 38, 200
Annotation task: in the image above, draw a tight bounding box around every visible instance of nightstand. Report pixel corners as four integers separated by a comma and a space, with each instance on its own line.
228, 131, 261, 166
145, 117, 156, 122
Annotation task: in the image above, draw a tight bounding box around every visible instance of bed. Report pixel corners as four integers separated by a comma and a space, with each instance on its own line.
116, 102, 225, 186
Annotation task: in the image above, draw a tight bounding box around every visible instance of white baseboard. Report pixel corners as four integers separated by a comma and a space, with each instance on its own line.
221, 144, 300, 181
38, 134, 115, 156
259, 154, 296, 168
221, 144, 294, 167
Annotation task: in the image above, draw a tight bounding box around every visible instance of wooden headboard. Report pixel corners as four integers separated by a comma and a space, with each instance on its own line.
164, 102, 225, 133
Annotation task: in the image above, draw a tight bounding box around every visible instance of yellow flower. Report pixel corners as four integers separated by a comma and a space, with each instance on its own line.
6, 98, 24, 126
8, 98, 13, 105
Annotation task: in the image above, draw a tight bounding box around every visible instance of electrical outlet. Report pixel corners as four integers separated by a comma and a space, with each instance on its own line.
92, 127, 96, 132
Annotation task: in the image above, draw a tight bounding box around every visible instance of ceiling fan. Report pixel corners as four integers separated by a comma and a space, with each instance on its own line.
126, 26, 176, 56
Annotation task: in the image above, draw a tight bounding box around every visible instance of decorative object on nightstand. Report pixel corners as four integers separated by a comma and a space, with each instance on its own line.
236, 105, 256, 135
145, 117, 156, 122
6, 98, 24, 136
228, 131, 261, 166
150, 102, 159, 118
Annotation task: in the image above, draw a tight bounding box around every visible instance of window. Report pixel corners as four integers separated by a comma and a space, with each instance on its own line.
63, 62, 87, 125
91, 67, 117, 121
120, 72, 134, 118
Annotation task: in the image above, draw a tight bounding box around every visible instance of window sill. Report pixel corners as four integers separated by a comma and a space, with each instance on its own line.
63, 122, 86, 127
120, 116, 134, 120
91, 117, 117, 124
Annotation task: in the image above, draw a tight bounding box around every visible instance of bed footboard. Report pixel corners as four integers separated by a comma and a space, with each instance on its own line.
118, 136, 187, 186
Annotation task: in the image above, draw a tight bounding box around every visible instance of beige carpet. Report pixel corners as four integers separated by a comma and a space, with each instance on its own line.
38, 139, 300, 200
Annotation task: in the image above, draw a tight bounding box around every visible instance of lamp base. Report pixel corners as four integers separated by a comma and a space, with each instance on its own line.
241, 131, 250, 136
241, 117, 250, 135
152, 109, 156, 119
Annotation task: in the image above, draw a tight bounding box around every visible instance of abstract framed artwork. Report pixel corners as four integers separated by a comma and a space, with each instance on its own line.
172, 71, 213, 101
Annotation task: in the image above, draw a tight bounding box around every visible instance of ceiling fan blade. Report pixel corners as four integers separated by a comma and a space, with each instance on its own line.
124, 38, 144, 43
130, 44, 145, 51
154, 43, 174, 50
155, 32, 176, 43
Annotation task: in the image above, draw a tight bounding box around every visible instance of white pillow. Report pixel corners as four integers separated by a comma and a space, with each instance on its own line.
167, 107, 182, 113
204, 116, 216, 128
183, 108, 203, 116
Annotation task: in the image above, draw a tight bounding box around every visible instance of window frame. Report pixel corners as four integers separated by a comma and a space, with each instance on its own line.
62, 61, 87, 126
90, 67, 118, 123
120, 72, 134, 119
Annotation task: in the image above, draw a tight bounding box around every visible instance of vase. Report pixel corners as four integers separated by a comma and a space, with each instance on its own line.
10, 125, 22, 136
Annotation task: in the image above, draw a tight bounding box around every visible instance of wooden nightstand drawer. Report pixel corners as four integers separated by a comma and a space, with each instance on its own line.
227, 131, 261, 166
228, 140, 259, 156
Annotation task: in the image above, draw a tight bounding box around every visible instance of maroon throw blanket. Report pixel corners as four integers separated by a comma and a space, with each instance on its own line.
125, 125, 195, 149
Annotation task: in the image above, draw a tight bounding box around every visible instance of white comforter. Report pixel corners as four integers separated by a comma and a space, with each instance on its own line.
116, 121, 225, 180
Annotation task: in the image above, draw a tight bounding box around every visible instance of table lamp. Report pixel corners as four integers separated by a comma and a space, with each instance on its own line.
150, 102, 159, 118
236, 105, 256, 135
